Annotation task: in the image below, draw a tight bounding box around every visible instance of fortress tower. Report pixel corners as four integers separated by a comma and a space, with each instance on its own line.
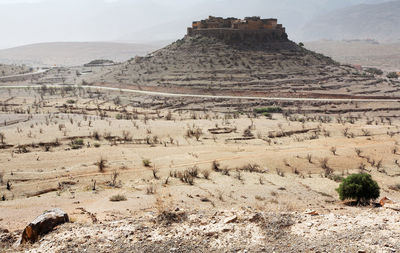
187, 16, 288, 43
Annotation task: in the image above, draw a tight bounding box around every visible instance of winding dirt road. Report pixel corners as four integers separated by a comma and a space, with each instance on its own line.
1, 84, 400, 102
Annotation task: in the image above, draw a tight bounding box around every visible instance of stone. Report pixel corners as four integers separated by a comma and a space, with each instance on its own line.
20, 208, 69, 244
379, 197, 394, 207
248, 213, 262, 222
385, 204, 400, 212
224, 215, 238, 224
304, 210, 319, 216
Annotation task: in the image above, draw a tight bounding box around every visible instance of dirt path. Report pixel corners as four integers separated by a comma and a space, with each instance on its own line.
1, 84, 400, 102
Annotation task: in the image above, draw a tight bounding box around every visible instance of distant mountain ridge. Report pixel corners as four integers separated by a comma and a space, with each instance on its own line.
302, 0, 400, 42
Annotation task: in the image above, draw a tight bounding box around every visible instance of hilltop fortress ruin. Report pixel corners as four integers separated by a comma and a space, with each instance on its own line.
187, 16, 288, 43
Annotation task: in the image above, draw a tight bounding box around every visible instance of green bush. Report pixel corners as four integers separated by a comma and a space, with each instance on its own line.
71, 139, 84, 149
364, 67, 383, 75
336, 173, 380, 205
387, 72, 399, 79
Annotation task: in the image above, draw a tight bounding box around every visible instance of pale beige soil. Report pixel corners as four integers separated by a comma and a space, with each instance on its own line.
0, 88, 399, 252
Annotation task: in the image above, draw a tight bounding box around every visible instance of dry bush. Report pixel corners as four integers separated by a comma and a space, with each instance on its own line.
306, 154, 312, 163
276, 168, 285, 177
187, 166, 199, 178
96, 157, 107, 172
0, 132, 5, 144
109, 194, 127, 202
146, 184, 156, 194
211, 160, 221, 172
202, 169, 211, 179
361, 129, 371, 136
110, 170, 120, 187
122, 130, 132, 141
355, 148, 362, 157
92, 131, 101, 140
320, 158, 333, 177
181, 170, 194, 185
152, 167, 160, 180
0, 171, 3, 185
255, 195, 266, 201
239, 163, 265, 173
234, 169, 243, 182
389, 184, 400, 192
142, 159, 152, 167
186, 126, 203, 141
330, 146, 337, 155
221, 168, 230, 176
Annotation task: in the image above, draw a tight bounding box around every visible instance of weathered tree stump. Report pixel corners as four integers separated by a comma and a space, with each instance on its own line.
21, 208, 69, 244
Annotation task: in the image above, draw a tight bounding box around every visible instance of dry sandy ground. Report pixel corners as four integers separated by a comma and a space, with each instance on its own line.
0, 88, 399, 252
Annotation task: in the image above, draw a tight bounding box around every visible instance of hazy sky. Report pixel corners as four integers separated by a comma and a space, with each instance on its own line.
0, 0, 392, 49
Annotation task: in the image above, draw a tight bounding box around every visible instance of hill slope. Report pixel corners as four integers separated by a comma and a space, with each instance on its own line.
0, 64, 32, 77
91, 31, 399, 98
302, 0, 400, 42
0, 42, 160, 67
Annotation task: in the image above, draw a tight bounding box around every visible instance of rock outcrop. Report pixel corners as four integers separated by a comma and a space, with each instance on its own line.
20, 208, 69, 244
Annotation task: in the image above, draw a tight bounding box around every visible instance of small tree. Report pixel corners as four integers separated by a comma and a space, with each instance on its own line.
336, 173, 380, 205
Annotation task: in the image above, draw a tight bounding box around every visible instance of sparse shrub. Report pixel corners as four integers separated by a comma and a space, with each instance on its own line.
71, 138, 84, 149
320, 158, 333, 177
211, 160, 220, 172
276, 168, 285, 177
96, 157, 107, 172
361, 129, 371, 137
221, 168, 230, 176
336, 173, 380, 205
92, 131, 101, 140
152, 167, 160, 180
187, 166, 199, 178
330, 146, 337, 155
234, 169, 243, 181
254, 107, 283, 114
94, 143, 101, 148
387, 72, 399, 79
110, 170, 119, 187
328, 174, 344, 182
146, 184, 156, 194
240, 163, 264, 173
389, 184, 400, 191
355, 148, 362, 157
0, 132, 5, 144
181, 170, 195, 185
202, 169, 210, 179
364, 67, 383, 76
306, 154, 312, 163
142, 159, 151, 167
6, 180, 12, 190
109, 194, 127, 202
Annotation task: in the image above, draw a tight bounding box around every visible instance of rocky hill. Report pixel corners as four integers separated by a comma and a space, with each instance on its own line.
91, 18, 399, 98
302, 0, 400, 42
